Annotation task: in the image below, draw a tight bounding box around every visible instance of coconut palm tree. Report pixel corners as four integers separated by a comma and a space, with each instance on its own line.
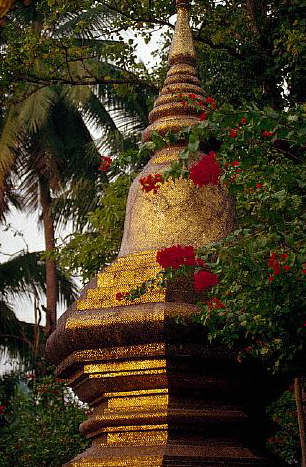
0, 250, 77, 362
0, 2, 156, 337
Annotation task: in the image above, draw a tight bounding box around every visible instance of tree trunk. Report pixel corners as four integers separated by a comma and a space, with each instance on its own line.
39, 178, 57, 338
294, 377, 306, 467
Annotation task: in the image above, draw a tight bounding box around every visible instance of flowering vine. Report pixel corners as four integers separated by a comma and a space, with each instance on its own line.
116, 244, 220, 305
134, 102, 305, 379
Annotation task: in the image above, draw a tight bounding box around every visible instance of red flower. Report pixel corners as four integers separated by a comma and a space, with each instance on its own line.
262, 130, 273, 137
199, 112, 207, 121
282, 265, 291, 272
207, 297, 225, 309
156, 245, 200, 270
196, 258, 206, 267
205, 96, 217, 109
194, 270, 219, 292
189, 151, 221, 187
116, 292, 128, 301
268, 253, 277, 266
268, 253, 281, 275
239, 117, 248, 125
139, 173, 163, 194
188, 93, 197, 99
268, 275, 274, 282
256, 183, 263, 189
99, 156, 112, 171
0, 405, 5, 415
231, 161, 240, 167
302, 269, 306, 275
280, 253, 288, 260
229, 128, 238, 138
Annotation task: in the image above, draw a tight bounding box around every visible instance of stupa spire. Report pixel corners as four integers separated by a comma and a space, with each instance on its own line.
142, 0, 206, 143
169, 0, 195, 66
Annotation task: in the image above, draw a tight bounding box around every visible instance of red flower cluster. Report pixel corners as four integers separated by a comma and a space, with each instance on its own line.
268, 253, 281, 275
116, 292, 129, 301
194, 270, 219, 292
240, 117, 248, 125
229, 128, 238, 138
139, 173, 163, 194
207, 297, 225, 309
267, 252, 291, 282
0, 405, 5, 415
224, 160, 242, 184
99, 156, 112, 171
177, 94, 216, 116
156, 245, 219, 293
156, 245, 205, 270
262, 130, 273, 137
189, 151, 221, 187
205, 96, 217, 109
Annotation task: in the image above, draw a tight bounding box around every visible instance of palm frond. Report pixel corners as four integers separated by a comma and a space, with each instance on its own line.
0, 106, 18, 181
0, 300, 34, 362
82, 92, 124, 148
0, 250, 78, 306
0, 251, 46, 298
17, 86, 57, 134
56, 269, 78, 306
55, 5, 116, 39
52, 176, 103, 231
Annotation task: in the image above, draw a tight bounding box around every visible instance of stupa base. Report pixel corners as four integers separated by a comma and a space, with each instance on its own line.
46, 302, 279, 467
64, 444, 272, 466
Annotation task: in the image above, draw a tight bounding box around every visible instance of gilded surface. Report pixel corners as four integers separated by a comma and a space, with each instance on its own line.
76, 250, 165, 310
65, 456, 164, 467
119, 178, 235, 256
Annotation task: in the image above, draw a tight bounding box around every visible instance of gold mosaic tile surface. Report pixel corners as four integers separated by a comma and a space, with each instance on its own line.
77, 250, 165, 311
66, 456, 164, 467
119, 178, 234, 257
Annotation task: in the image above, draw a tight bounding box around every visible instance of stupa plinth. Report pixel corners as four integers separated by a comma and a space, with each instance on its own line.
46, 1, 275, 465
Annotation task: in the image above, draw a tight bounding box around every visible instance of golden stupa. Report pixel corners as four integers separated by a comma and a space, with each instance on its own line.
46, 1, 273, 465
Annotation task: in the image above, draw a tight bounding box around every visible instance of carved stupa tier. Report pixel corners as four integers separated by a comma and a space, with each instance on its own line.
46, 1, 275, 465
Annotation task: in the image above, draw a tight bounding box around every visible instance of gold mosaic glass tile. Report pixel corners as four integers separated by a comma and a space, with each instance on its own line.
76, 250, 165, 311
66, 456, 164, 466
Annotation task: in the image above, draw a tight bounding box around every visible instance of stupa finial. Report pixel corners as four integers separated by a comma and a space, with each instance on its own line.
169, 0, 195, 66
142, 0, 205, 144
